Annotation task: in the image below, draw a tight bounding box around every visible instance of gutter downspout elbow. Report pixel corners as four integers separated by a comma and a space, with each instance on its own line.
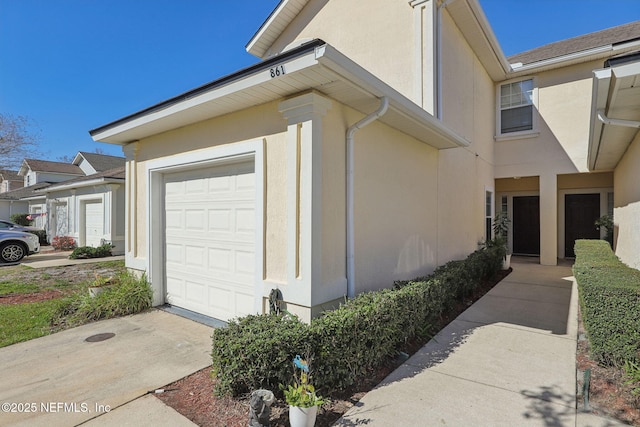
346, 96, 389, 299
597, 109, 640, 129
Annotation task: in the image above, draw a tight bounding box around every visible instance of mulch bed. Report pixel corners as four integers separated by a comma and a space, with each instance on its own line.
0, 290, 65, 305
156, 269, 513, 427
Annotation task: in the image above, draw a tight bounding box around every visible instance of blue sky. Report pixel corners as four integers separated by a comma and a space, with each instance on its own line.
1, 1, 637, 163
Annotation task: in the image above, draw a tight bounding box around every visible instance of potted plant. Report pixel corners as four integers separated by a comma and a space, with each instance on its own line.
595, 214, 614, 247
492, 211, 511, 269
88, 273, 115, 297
280, 355, 324, 427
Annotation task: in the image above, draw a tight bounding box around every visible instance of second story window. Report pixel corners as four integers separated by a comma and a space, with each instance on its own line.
498, 78, 535, 136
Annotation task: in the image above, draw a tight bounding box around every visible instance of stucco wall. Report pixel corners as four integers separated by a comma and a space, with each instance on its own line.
436, 9, 496, 263
613, 133, 640, 270
267, 0, 417, 102
351, 114, 439, 293
495, 61, 600, 179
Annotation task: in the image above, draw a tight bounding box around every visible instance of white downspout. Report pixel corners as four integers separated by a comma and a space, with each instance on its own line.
346, 96, 389, 298
597, 109, 640, 128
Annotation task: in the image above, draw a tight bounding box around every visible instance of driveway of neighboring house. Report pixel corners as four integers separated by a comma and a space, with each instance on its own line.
0, 310, 211, 426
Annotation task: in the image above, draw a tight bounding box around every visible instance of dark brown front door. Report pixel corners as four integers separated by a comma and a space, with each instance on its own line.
565, 194, 600, 258
512, 196, 540, 255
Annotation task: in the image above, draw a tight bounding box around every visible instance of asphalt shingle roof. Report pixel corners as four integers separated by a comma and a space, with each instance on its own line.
77, 152, 125, 172
0, 182, 51, 200
42, 166, 125, 191
23, 159, 84, 175
508, 21, 640, 66
0, 170, 21, 181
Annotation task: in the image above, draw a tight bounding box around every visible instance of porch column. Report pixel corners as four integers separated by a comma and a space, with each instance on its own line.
278, 92, 332, 320
540, 173, 558, 265
122, 142, 140, 266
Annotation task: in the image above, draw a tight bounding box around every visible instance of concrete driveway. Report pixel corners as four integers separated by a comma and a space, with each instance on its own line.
0, 310, 212, 426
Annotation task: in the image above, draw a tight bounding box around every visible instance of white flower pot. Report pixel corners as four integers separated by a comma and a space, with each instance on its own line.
88, 287, 105, 298
502, 254, 512, 270
289, 405, 318, 427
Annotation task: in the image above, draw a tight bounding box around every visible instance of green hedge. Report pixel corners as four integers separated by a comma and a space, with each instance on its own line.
211, 245, 505, 396
573, 239, 640, 367
69, 244, 113, 259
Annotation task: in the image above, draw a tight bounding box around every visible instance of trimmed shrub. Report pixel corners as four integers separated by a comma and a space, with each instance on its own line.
51, 236, 77, 251
28, 229, 48, 245
10, 213, 32, 226
573, 239, 640, 367
211, 314, 310, 396
69, 244, 113, 259
211, 245, 505, 396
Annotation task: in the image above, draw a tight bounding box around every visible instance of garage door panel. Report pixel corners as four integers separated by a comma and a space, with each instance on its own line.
165, 210, 183, 230
185, 209, 206, 231
235, 251, 255, 276
165, 243, 183, 264
185, 280, 206, 303
166, 277, 184, 300
234, 292, 255, 318
208, 209, 232, 232
208, 248, 232, 272
236, 208, 255, 234
164, 161, 256, 322
185, 245, 205, 267
185, 178, 207, 195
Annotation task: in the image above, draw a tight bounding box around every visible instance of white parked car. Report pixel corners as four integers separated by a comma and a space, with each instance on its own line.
0, 230, 40, 263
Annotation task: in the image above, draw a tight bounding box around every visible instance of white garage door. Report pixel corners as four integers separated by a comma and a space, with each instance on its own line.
84, 200, 104, 247
164, 161, 256, 321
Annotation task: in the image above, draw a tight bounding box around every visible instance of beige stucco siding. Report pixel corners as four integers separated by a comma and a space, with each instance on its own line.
557, 172, 613, 190
495, 61, 601, 179
436, 9, 496, 262
614, 133, 640, 270
352, 117, 439, 293
267, 0, 417, 102
264, 131, 288, 284
320, 104, 346, 294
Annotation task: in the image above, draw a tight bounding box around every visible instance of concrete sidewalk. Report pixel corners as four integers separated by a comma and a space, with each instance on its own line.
336, 259, 626, 427
17, 246, 124, 269
0, 310, 211, 426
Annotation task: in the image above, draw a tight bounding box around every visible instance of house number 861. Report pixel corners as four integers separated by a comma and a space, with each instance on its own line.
269, 65, 286, 78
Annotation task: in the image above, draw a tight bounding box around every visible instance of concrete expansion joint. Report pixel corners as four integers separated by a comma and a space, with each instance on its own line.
428, 369, 576, 409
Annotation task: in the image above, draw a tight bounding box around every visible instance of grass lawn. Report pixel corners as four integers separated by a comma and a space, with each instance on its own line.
0, 260, 127, 348
0, 299, 65, 347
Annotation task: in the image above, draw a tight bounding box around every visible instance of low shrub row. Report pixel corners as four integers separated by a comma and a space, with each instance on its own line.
70, 243, 113, 259
211, 245, 505, 397
573, 239, 640, 367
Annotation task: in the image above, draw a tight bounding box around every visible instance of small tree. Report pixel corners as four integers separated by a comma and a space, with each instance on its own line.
0, 113, 40, 170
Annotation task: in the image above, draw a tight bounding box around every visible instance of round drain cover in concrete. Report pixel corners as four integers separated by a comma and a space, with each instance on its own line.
85, 333, 115, 342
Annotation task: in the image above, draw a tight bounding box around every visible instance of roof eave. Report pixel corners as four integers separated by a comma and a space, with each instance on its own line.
246, 0, 311, 58
446, 0, 510, 81
588, 60, 640, 171
38, 177, 125, 193
510, 39, 640, 77
91, 42, 468, 150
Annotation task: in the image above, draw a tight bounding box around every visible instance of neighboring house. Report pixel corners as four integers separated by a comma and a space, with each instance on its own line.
8, 155, 126, 252
0, 170, 24, 193
90, 0, 640, 322
18, 159, 84, 229
37, 167, 126, 254
0, 169, 28, 219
